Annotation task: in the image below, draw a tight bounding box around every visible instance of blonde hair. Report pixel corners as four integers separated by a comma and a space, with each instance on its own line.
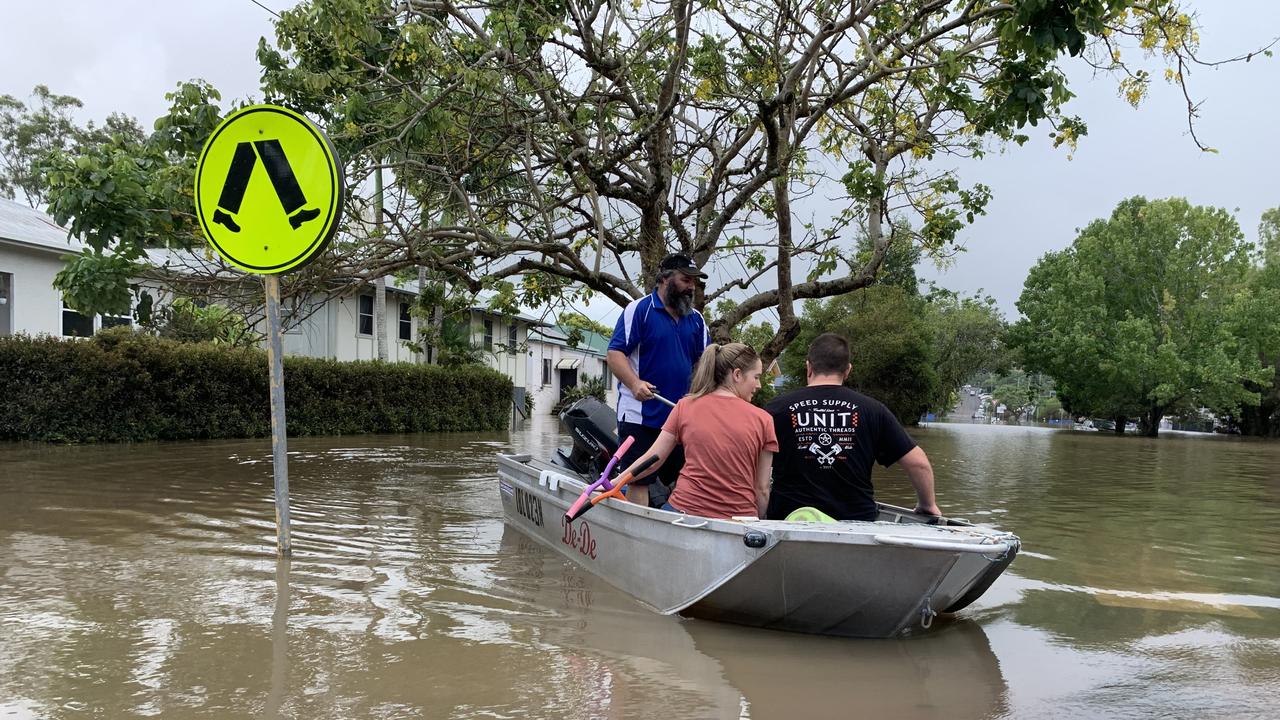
688, 343, 760, 399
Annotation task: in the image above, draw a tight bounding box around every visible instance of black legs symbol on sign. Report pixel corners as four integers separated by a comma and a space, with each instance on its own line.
212, 139, 320, 233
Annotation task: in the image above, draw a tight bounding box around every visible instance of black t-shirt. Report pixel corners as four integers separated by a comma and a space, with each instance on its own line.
765, 385, 917, 521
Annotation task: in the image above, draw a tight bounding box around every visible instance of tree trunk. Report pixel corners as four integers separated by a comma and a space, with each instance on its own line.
374, 168, 388, 362
1140, 407, 1162, 437
1112, 416, 1127, 436
1238, 358, 1279, 436
759, 104, 799, 364
418, 265, 429, 364
375, 277, 387, 361
638, 202, 665, 291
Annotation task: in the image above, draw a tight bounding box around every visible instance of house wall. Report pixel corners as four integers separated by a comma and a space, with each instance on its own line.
473, 313, 529, 389
327, 291, 420, 363
2, 231, 549, 412
526, 338, 615, 415
0, 244, 71, 337
281, 295, 333, 359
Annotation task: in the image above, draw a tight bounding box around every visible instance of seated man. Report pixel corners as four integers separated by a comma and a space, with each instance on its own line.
765, 333, 941, 521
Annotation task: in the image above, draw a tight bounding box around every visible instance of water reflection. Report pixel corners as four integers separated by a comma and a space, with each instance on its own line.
0, 419, 1277, 718
494, 526, 1009, 720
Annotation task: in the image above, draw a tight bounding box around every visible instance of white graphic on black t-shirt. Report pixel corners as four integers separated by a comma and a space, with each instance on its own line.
787, 398, 859, 468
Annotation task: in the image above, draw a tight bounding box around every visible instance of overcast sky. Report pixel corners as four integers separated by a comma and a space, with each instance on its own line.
2, 1, 1277, 324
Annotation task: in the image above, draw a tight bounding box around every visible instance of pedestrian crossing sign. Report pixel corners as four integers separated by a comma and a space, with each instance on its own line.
195, 105, 344, 274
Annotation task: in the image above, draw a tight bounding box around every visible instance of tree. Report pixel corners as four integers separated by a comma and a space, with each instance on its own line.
1230, 209, 1280, 436
1011, 197, 1270, 436
782, 286, 938, 424
42, 1, 1267, 367
142, 296, 262, 347
924, 289, 1009, 411
1260, 207, 1280, 268
559, 311, 612, 337
988, 367, 1055, 423
253, 0, 1268, 364
0, 85, 143, 208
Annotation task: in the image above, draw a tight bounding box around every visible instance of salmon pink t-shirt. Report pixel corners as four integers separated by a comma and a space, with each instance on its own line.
662, 393, 779, 519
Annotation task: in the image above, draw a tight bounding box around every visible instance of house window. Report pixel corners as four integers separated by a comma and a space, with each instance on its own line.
101, 312, 132, 330
482, 318, 493, 350
62, 301, 93, 337
358, 295, 373, 336
542, 358, 552, 386
398, 302, 411, 341
283, 310, 302, 335
507, 323, 518, 354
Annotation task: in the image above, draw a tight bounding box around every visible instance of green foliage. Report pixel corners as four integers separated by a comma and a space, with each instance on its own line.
29, 0, 1248, 369
559, 312, 611, 339
856, 230, 923, 295
1230, 241, 1280, 436
1260, 207, 1280, 268
143, 296, 261, 347
924, 289, 1011, 410
435, 317, 489, 367
42, 81, 223, 315
240, 0, 1215, 345
1011, 196, 1270, 435
53, 252, 139, 316
0, 332, 513, 442
552, 375, 606, 415
783, 286, 939, 425
0, 86, 143, 207
986, 368, 1057, 423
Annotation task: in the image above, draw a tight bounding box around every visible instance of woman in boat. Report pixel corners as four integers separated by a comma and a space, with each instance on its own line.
616, 342, 778, 519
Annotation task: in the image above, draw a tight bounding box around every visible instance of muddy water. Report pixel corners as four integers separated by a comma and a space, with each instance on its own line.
1, 417, 1277, 718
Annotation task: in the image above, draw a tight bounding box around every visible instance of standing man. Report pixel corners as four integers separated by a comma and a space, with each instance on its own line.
607, 253, 710, 507
766, 333, 941, 521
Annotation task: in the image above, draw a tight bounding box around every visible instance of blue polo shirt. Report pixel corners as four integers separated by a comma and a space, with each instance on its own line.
609, 290, 709, 427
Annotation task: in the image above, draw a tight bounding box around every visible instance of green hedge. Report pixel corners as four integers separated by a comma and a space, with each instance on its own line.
0, 332, 514, 442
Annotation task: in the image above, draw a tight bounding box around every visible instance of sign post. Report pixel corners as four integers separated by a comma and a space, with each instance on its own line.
195, 105, 344, 556
263, 273, 291, 553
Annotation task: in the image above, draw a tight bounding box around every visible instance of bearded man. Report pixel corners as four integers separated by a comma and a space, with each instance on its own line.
606, 253, 710, 507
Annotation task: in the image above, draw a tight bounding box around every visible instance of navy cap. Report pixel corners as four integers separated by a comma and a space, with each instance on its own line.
659, 253, 708, 279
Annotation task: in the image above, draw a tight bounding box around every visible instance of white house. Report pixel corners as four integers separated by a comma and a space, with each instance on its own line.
0, 197, 541, 400
0, 198, 131, 338
526, 324, 616, 414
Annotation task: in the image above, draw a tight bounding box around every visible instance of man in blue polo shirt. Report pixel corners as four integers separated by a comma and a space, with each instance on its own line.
607, 253, 710, 507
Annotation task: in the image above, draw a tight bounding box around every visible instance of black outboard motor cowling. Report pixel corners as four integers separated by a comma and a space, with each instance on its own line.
553, 397, 619, 477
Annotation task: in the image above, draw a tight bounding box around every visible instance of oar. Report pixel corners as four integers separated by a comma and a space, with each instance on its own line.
566, 454, 660, 521
564, 435, 635, 521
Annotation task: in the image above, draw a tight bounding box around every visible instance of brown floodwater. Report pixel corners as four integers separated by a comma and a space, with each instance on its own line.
1, 416, 1277, 719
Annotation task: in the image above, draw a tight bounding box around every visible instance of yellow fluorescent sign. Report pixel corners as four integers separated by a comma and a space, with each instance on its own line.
195, 105, 344, 274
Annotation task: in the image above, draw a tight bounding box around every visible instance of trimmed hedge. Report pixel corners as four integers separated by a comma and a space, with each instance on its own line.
0, 333, 514, 442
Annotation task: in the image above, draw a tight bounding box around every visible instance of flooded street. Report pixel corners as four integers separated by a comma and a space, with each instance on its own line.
1, 418, 1278, 719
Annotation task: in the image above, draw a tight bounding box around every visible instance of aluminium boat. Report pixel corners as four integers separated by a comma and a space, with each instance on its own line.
498, 399, 1019, 638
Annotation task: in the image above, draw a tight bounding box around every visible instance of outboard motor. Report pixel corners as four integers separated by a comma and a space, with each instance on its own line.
552, 396, 673, 508
553, 397, 620, 478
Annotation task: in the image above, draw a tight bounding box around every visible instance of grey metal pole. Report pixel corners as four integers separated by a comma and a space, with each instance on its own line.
264, 274, 292, 555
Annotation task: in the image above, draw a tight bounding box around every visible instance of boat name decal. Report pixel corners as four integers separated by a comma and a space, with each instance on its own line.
560, 516, 598, 560
514, 487, 544, 527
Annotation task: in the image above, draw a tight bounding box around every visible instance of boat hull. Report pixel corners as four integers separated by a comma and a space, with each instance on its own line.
498, 453, 1018, 638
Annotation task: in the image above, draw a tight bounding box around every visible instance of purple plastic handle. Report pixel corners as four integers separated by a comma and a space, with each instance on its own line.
565, 435, 635, 520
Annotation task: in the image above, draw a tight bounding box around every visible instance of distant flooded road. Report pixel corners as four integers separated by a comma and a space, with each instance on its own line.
1, 418, 1277, 718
